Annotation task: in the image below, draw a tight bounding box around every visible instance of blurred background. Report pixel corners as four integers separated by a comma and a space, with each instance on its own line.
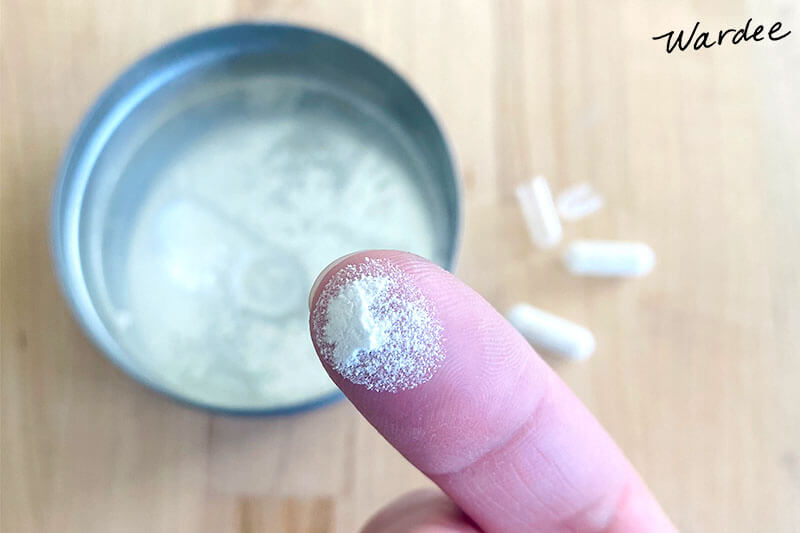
2, 1, 799, 532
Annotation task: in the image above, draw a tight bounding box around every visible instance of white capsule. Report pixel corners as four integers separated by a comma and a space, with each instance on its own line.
515, 176, 563, 249
506, 303, 595, 360
563, 240, 655, 278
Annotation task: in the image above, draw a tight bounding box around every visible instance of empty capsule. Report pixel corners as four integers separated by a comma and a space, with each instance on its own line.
563, 240, 655, 277
506, 303, 596, 360
556, 182, 604, 221
515, 176, 563, 249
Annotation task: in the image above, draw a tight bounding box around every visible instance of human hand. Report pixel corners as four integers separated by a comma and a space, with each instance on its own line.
309, 251, 676, 533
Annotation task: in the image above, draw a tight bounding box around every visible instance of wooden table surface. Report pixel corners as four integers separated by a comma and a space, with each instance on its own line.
2, 1, 799, 531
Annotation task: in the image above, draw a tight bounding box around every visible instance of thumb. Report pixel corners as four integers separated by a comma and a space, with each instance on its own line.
360, 489, 480, 533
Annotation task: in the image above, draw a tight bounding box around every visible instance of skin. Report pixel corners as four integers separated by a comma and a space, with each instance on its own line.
309, 251, 677, 533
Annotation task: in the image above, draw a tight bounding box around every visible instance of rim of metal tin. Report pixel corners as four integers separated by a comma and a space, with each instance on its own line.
50, 22, 463, 416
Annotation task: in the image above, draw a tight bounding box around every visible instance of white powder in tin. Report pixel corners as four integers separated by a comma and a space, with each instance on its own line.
113, 76, 446, 409
312, 257, 444, 392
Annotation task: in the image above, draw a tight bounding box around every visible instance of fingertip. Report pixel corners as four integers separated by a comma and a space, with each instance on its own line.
307, 250, 544, 475
308, 251, 446, 394
308, 251, 362, 311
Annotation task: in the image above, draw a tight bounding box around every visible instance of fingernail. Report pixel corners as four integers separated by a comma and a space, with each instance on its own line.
308, 252, 361, 311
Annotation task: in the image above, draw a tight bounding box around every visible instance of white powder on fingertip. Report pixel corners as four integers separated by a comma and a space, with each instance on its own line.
312, 257, 444, 392
324, 276, 391, 365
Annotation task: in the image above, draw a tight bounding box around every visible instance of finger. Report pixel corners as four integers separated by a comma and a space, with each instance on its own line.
309, 251, 676, 533
361, 489, 481, 533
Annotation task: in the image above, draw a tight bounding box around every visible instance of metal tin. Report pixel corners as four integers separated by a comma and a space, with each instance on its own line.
51, 23, 461, 414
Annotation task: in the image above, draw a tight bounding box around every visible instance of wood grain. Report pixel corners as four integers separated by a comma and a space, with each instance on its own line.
2, 1, 798, 532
